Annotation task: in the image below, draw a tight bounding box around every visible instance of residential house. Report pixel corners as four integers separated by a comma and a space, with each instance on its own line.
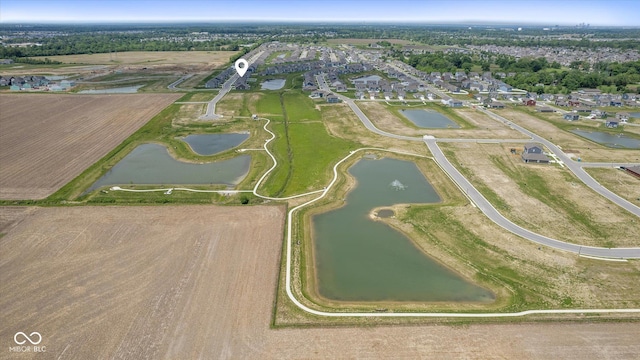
498, 83, 512, 92
310, 90, 326, 98
616, 112, 630, 121
574, 106, 591, 113
470, 82, 485, 91
443, 83, 460, 93
326, 94, 340, 103
605, 119, 619, 128
623, 166, 640, 179
521, 143, 550, 163
449, 99, 463, 107
488, 101, 505, 109
536, 106, 554, 113
563, 113, 580, 121
592, 109, 607, 118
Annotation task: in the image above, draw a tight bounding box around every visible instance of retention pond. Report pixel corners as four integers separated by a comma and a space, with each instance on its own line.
260, 79, 286, 90
181, 133, 249, 156
312, 157, 494, 302
570, 129, 640, 149
400, 109, 460, 128
86, 143, 250, 193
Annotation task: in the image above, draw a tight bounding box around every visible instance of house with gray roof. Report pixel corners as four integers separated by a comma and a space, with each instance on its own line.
522, 143, 550, 163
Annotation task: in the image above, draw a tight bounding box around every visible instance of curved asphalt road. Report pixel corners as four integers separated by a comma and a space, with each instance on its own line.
337, 93, 640, 258
479, 108, 640, 217
424, 138, 640, 259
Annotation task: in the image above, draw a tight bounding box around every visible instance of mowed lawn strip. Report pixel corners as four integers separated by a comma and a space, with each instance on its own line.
255, 92, 284, 115
282, 92, 321, 121
261, 91, 358, 197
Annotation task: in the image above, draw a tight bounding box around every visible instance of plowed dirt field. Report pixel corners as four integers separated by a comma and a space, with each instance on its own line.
1, 205, 638, 359
0, 94, 179, 199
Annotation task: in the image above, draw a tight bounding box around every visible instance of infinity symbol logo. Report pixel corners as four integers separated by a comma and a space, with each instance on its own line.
14, 332, 42, 345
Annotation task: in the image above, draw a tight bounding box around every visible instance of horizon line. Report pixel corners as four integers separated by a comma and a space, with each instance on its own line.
1, 20, 637, 27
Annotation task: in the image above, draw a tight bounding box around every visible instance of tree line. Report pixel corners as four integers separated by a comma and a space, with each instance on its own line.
403, 51, 640, 93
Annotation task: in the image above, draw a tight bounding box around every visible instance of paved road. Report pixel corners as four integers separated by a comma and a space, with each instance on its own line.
435, 138, 532, 143
479, 108, 640, 217
424, 138, 640, 259
200, 51, 264, 120
283, 148, 640, 316
167, 74, 193, 90
332, 83, 640, 258
322, 79, 424, 142
578, 162, 640, 168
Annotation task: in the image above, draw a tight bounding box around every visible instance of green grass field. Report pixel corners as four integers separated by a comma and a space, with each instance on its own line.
282, 92, 321, 121
256, 92, 284, 115
259, 90, 358, 196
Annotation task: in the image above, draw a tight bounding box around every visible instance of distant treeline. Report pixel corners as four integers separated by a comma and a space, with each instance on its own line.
0, 35, 243, 58
403, 51, 640, 93
2, 24, 639, 58
404, 52, 561, 74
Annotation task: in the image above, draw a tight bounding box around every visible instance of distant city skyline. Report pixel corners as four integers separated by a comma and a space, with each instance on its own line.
1, 0, 639, 26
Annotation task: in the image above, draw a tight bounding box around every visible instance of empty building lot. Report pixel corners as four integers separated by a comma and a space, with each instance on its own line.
0, 205, 639, 359
0, 94, 179, 200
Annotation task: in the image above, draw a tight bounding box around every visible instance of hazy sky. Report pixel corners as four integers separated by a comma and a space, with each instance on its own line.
1, 0, 638, 26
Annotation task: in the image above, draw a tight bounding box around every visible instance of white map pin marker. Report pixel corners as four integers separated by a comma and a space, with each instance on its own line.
235, 58, 248, 77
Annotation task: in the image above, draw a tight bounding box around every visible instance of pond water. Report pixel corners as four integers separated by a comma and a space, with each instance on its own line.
353, 75, 382, 83
260, 79, 286, 90
181, 133, 249, 156
79, 85, 143, 94
312, 157, 494, 302
570, 130, 640, 149
44, 75, 70, 80
400, 109, 460, 129
86, 143, 250, 193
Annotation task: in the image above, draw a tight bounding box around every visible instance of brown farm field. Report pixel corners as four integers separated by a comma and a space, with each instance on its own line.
0, 93, 179, 200
1, 205, 639, 359
34, 50, 239, 67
